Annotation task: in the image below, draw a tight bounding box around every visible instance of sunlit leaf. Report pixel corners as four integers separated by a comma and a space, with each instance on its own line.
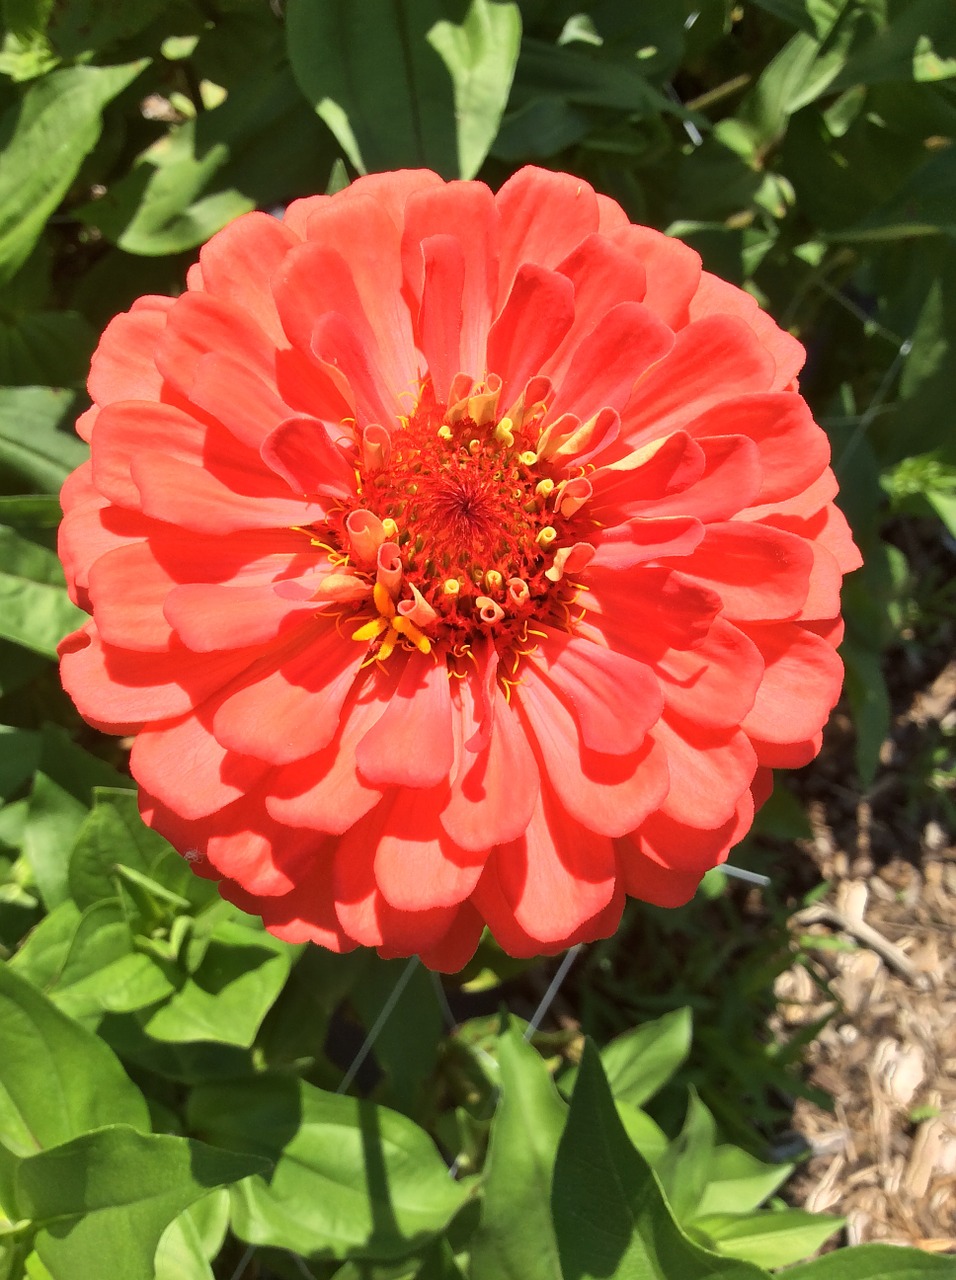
470, 1020, 565, 1280
15, 1126, 265, 1280
189, 1076, 470, 1261
0, 61, 146, 285
551, 1041, 765, 1279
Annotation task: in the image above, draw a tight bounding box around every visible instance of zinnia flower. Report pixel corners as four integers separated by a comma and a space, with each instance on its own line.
59, 167, 860, 970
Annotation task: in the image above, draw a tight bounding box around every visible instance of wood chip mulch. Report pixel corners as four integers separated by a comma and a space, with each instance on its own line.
772, 641, 956, 1253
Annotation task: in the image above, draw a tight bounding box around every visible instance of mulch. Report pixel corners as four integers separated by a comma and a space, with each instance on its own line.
772, 515, 956, 1252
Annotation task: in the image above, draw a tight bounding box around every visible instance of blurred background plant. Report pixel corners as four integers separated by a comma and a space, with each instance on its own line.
0, 1, 954, 1277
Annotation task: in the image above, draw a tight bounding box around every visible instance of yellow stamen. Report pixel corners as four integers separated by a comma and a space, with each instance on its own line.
352, 616, 388, 642
373, 580, 396, 617
493, 418, 515, 448
536, 525, 557, 549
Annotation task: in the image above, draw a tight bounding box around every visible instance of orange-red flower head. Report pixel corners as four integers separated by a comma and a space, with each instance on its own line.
59, 167, 861, 969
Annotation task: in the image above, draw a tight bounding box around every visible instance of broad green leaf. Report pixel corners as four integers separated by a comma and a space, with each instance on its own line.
695, 1146, 793, 1217
10, 898, 175, 1025
22, 726, 129, 910
0, 387, 83, 491
655, 1090, 717, 1224
785, 1242, 956, 1277
615, 1101, 669, 1166
0, 61, 146, 285
738, 31, 840, 149
287, 0, 506, 175
0, 962, 149, 1157
0, 525, 83, 657
0, 310, 95, 388
426, 0, 521, 178
68, 787, 203, 914
507, 36, 672, 113
79, 66, 331, 256
189, 1076, 470, 1261
79, 138, 242, 259
600, 1007, 693, 1107
14, 1125, 266, 1280
694, 1209, 843, 1269
0, 495, 65, 530
143, 918, 293, 1048
23, 1252, 54, 1280
154, 1190, 229, 1280
551, 1041, 765, 1280
470, 1021, 565, 1280
827, 148, 956, 242
832, 0, 956, 89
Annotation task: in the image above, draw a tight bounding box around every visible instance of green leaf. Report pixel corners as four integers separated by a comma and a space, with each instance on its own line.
655, 1090, 717, 1224
0, 387, 83, 491
351, 959, 443, 1115
143, 918, 293, 1048
45, 0, 169, 59
695, 1146, 793, 1218
551, 1040, 766, 1280
0, 61, 147, 285
79, 65, 332, 256
614, 1101, 669, 1166
785, 1243, 956, 1277
426, 0, 521, 178
188, 1076, 470, 1261
0, 726, 40, 801
22, 726, 129, 911
0, 525, 83, 657
827, 148, 956, 242
504, 36, 672, 116
154, 1191, 229, 1280
832, 0, 956, 89
10, 898, 175, 1025
0, 0, 57, 81
841, 637, 891, 788
14, 1125, 266, 1280
68, 787, 201, 914
599, 1007, 693, 1107
470, 1020, 565, 1280
0, 962, 149, 1157
287, 0, 512, 176
694, 1209, 843, 1269
0, 310, 95, 388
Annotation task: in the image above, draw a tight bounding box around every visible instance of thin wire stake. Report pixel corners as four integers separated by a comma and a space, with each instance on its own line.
336, 956, 420, 1094
226, 1243, 257, 1280
430, 968, 457, 1029
524, 944, 583, 1039
718, 863, 772, 887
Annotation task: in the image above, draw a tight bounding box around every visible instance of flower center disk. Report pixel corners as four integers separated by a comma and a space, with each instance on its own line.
335, 386, 594, 662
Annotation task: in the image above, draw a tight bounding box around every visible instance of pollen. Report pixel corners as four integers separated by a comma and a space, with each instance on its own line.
328, 378, 597, 667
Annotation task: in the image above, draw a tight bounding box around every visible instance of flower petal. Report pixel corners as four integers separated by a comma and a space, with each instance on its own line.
356, 654, 455, 788
440, 673, 539, 851
477, 785, 616, 945
212, 622, 362, 765
517, 666, 669, 835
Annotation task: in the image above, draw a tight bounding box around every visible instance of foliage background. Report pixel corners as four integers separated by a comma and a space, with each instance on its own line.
0, 1, 954, 1277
